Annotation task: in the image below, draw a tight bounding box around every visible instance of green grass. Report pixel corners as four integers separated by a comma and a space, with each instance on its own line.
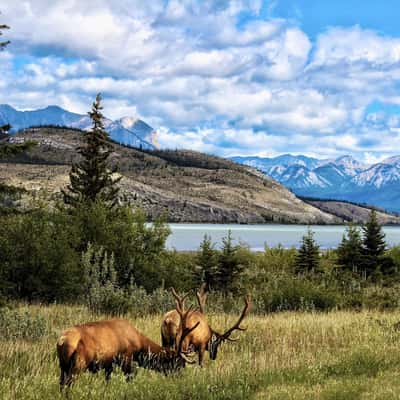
1, 305, 400, 399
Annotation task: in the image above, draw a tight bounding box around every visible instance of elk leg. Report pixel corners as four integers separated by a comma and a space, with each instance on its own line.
104, 365, 113, 382
198, 347, 205, 367
122, 359, 135, 382
59, 370, 66, 391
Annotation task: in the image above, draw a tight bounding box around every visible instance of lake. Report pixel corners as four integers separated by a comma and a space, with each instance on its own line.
166, 224, 400, 251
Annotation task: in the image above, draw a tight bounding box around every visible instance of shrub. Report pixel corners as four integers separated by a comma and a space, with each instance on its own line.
259, 275, 339, 312
0, 307, 48, 340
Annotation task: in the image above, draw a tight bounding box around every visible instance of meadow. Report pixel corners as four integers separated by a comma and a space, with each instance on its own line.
1, 305, 400, 400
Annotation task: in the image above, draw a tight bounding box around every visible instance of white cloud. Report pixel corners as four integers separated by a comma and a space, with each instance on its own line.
1, 2, 400, 159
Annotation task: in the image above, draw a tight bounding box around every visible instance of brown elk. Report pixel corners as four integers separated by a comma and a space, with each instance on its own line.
57, 306, 199, 390
161, 286, 251, 366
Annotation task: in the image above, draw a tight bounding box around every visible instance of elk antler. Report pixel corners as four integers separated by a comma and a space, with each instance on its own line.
220, 296, 252, 342
170, 287, 192, 314
195, 283, 208, 314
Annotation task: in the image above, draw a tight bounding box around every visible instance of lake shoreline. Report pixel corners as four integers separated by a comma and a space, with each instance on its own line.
166, 223, 400, 251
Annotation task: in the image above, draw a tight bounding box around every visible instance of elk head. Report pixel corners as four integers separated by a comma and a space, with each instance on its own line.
138, 304, 199, 374
208, 296, 251, 360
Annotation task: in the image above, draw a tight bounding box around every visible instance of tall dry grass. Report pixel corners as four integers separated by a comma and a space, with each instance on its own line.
1, 304, 400, 399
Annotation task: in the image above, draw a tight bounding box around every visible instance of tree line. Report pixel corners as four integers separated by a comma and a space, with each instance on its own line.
1, 93, 400, 313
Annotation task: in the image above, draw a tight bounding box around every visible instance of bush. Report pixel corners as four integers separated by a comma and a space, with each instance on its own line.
0, 208, 82, 301
259, 275, 339, 312
0, 307, 48, 340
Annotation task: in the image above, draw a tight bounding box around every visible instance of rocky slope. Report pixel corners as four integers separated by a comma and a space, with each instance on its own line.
303, 199, 400, 225
0, 127, 340, 224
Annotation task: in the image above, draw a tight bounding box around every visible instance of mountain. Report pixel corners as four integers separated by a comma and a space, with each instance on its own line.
231, 154, 400, 213
231, 154, 323, 176
0, 104, 157, 150
0, 126, 341, 224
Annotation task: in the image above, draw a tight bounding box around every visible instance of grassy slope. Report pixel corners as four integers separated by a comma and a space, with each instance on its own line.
2, 305, 400, 399
0, 127, 339, 224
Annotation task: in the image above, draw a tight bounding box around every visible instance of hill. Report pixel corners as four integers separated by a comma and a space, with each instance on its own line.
301, 198, 400, 225
0, 127, 340, 224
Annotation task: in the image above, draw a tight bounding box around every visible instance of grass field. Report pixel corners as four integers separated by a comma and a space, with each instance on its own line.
1, 305, 400, 399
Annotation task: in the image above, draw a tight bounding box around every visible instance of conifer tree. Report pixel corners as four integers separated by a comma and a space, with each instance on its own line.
361, 209, 388, 277
362, 210, 386, 257
62, 94, 120, 208
216, 231, 244, 293
193, 235, 219, 291
295, 228, 321, 274
337, 224, 363, 273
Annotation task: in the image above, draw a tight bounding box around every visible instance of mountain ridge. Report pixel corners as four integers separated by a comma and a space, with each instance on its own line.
231, 154, 400, 212
0, 104, 157, 150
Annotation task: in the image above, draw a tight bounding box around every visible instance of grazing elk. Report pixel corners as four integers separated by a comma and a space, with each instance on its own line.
161, 286, 251, 366
56, 306, 199, 390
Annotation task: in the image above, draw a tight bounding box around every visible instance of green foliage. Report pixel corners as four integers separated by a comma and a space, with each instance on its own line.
215, 231, 249, 293
62, 94, 120, 208
193, 235, 219, 290
81, 245, 176, 316
362, 210, 386, 258
0, 208, 82, 301
82, 243, 128, 315
295, 228, 321, 274
337, 224, 364, 274
259, 275, 339, 312
67, 201, 170, 292
0, 307, 48, 340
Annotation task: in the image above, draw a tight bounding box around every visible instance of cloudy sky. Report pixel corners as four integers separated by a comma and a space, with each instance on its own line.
1, 0, 400, 161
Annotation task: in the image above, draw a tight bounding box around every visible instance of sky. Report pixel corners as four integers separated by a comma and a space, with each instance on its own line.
1, 1, 400, 162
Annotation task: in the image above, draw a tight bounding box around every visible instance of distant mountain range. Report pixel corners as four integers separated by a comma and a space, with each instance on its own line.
231, 154, 400, 213
0, 104, 158, 150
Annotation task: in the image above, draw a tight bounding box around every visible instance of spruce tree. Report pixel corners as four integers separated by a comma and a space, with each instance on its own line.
193, 235, 219, 291
361, 209, 387, 277
337, 224, 363, 274
295, 228, 321, 274
362, 210, 386, 257
216, 231, 244, 293
62, 94, 120, 208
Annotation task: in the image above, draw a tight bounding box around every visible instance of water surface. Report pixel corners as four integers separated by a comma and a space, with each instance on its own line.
166, 224, 400, 251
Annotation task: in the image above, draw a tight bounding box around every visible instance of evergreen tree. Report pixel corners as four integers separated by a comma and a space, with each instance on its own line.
62, 94, 120, 208
337, 224, 363, 274
216, 231, 244, 293
295, 228, 321, 274
362, 210, 386, 257
193, 235, 219, 290
361, 209, 389, 277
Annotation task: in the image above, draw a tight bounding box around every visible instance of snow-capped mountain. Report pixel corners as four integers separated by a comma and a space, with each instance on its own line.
231, 154, 400, 212
279, 165, 331, 189
0, 104, 157, 150
351, 163, 400, 189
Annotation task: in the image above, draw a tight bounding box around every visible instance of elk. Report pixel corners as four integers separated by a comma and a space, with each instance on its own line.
57, 306, 199, 390
161, 286, 251, 366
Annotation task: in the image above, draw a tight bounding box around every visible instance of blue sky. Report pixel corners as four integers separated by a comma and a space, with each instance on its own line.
1, 0, 400, 162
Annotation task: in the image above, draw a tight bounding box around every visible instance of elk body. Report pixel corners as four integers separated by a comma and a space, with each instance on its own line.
161, 286, 251, 366
57, 310, 198, 389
